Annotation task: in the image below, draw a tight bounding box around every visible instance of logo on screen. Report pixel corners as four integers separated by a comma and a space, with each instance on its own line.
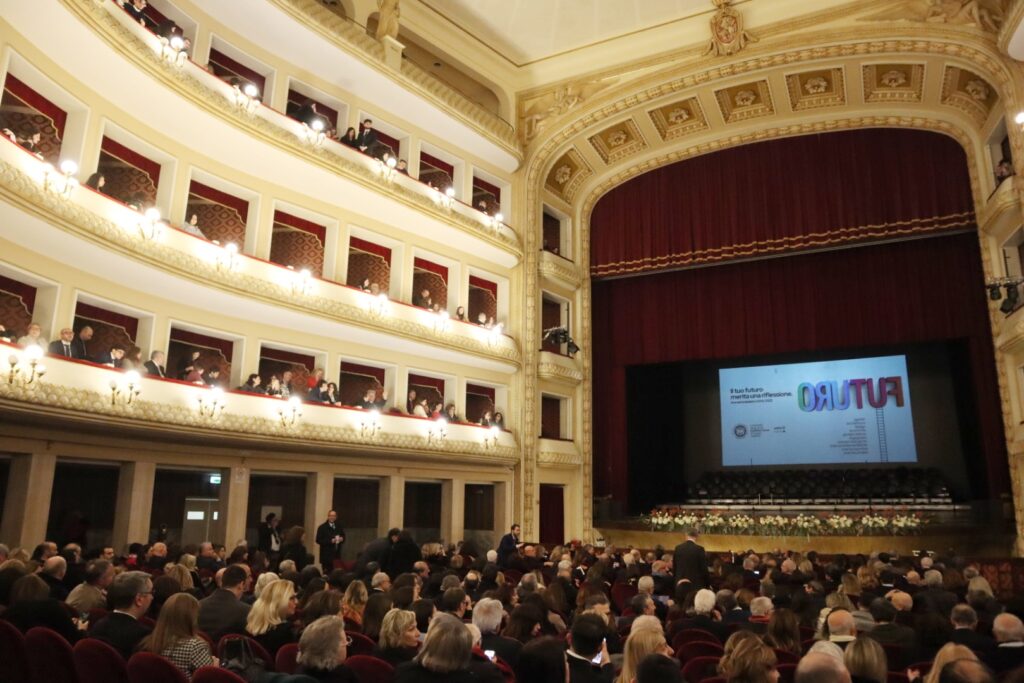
733, 424, 747, 438
796, 377, 905, 412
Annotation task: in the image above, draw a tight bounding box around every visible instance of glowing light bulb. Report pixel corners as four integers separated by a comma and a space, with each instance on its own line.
243, 83, 259, 99
59, 160, 78, 176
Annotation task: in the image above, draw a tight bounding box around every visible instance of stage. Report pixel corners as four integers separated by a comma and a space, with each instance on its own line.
595, 524, 1015, 557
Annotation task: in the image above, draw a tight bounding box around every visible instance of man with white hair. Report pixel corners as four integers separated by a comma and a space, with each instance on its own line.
630, 615, 664, 636
473, 597, 521, 667
669, 588, 729, 642
989, 613, 1024, 675
826, 609, 857, 650
796, 650, 852, 683
40, 556, 69, 600
739, 596, 774, 635
916, 569, 956, 617
371, 571, 391, 592
485, 549, 498, 564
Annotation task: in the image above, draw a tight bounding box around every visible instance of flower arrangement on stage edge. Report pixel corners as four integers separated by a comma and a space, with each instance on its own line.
641, 507, 927, 536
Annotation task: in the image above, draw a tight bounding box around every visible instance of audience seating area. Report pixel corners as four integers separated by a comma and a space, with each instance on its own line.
687, 467, 953, 505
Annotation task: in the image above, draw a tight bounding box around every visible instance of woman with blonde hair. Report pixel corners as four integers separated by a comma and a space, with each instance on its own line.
616, 626, 673, 683
718, 631, 764, 676
245, 579, 297, 657
164, 564, 196, 594
719, 636, 778, 683
840, 573, 861, 601
341, 579, 368, 628
910, 643, 977, 683
844, 636, 887, 683
252, 571, 280, 600
375, 608, 420, 666
141, 593, 215, 680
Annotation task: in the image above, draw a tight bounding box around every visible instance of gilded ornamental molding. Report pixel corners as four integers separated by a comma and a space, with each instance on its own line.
266, 0, 522, 159
0, 380, 520, 465
538, 251, 584, 289
538, 450, 583, 467
537, 360, 583, 386
60, 0, 522, 258
0, 159, 522, 366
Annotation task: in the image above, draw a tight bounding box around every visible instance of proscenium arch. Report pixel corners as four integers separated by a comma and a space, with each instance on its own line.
515, 27, 1022, 542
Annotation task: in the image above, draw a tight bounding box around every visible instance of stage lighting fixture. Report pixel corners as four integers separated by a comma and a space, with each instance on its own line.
1000, 284, 1019, 314
990, 284, 1003, 300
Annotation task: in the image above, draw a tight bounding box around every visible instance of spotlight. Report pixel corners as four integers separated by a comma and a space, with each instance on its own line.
990, 284, 1003, 301
1001, 284, 1019, 314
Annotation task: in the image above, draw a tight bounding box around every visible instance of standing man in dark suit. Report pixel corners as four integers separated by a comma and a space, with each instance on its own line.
72, 325, 93, 360
48, 328, 77, 358
315, 510, 345, 571
673, 528, 709, 588
88, 571, 153, 659
357, 118, 381, 157
497, 523, 521, 568
257, 512, 282, 559
144, 350, 167, 377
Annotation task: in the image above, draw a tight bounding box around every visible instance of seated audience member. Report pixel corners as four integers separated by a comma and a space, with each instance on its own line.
795, 651, 852, 683
96, 344, 126, 368
515, 637, 570, 683
198, 564, 251, 642
17, 322, 45, 350
911, 643, 977, 683
843, 636, 886, 683
183, 213, 206, 239
120, 0, 153, 27
186, 366, 205, 383
66, 558, 114, 612
178, 350, 201, 379
363, 592, 394, 640
280, 370, 295, 398
322, 382, 341, 405
493, 412, 505, 429
204, 367, 224, 387
89, 571, 154, 658
989, 613, 1024, 676
635, 653, 683, 683
141, 593, 215, 679
40, 556, 69, 600
375, 608, 421, 666
827, 609, 858, 649
85, 172, 107, 194
308, 379, 329, 402
342, 580, 368, 628
566, 612, 613, 683
718, 636, 778, 683
296, 615, 360, 682
339, 127, 359, 148
454, 306, 467, 322
266, 375, 284, 397
619, 627, 674, 683
239, 373, 264, 393
474, 597, 522, 667
397, 159, 409, 174
197, 542, 225, 572
246, 579, 298, 657
415, 289, 433, 309
937, 660, 994, 683
1, 573, 82, 642
865, 598, 915, 650
996, 159, 1015, 182
0, 323, 15, 342
413, 398, 430, 418
444, 403, 459, 422
144, 350, 167, 377
765, 607, 803, 656
950, 604, 995, 659
476, 312, 489, 326
48, 328, 78, 358
479, 410, 494, 427
395, 612, 503, 683
740, 596, 774, 635
280, 526, 311, 571
358, 387, 388, 410
2, 123, 42, 155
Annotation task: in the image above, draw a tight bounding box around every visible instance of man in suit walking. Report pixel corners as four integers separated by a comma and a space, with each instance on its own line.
315, 510, 345, 571
673, 528, 709, 588
497, 523, 521, 568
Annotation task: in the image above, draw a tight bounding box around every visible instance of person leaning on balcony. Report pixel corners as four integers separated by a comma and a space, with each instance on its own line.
17, 322, 46, 350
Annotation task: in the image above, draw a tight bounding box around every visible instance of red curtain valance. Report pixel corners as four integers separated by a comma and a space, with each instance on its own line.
260, 346, 314, 370
409, 373, 445, 393
469, 275, 498, 297
188, 180, 249, 222
3, 75, 67, 138
0, 273, 36, 312
420, 152, 454, 176
75, 301, 138, 341
101, 137, 162, 187
472, 176, 500, 199
414, 258, 448, 282
286, 90, 339, 129
466, 383, 495, 402
170, 328, 234, 362
349, 236, 391, 261
208, 48, 266, 94
273, 210, 326, 244
340, 361, 385, 384
590, 129, 976, 278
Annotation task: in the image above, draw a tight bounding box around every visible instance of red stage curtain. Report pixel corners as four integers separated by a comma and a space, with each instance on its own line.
590, 129, 975, 278
591, 233, 1005, 505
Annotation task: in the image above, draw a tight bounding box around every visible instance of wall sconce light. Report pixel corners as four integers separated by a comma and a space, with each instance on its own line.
232, 83, 260, 114
489, 212, 504, 232
42, 159, 79, 198
487, 322, 504, 347
433, 309, 450, 335
427, 417, 448, 446
160, 34, 188, 67
360, 409, 382, 439
197, 386, 225, 418
278, 396, 302, 427
137, 207, 163, 240
482, 425, 501, 450
377, 155, 398, 182
6, 345, 46, 386
215, 241, 240, 272
1015, 111, 1024, 126
368, 292, 390, 318
288, 266, 312, 295
302, 118, 326, 146
432, 186, 455, 210
110, 370, 142, 406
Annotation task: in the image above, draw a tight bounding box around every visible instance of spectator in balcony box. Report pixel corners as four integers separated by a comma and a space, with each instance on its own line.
0, 324, 16, 342
493, 412, 505, 430
16, 322, 45, 351
416, 289, 433, 309
48, 328, 77, 358
144, 351, 167, 377
266, 375, 283, 397
3, 124, 42, 156
339, 127, 359, 149
205, 367, 224, 387
97, 344, 127, 368
185, 366, 205, 384
323, 382, 341, 406
996, 159, 1015, 184
413, 399, 430, 418
74, 326, 94, 360
430, 402, 444, 419
280, 370, 295, 398
360, 278, 372, 292
239, 373, 264, 393
183, 213, 205, 239
308, 379, 328, 402
85, 172, 107, 194
357, 119, 379, 156
479, 410, 494, 427
476, 312, 488, 326
444, 403, 459, 422
455, 306, 467, 322
122, 346, 143, 371
307, 368, 325, 391
178, 350, 201, 379
359, 387, 388, 410
397, 159, 409, 175
406, 389, 417, 414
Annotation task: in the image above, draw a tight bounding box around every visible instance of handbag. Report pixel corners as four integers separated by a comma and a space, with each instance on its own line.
218, 636, 267, 683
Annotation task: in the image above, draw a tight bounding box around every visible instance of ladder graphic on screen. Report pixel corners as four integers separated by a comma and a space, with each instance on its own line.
876, 408, 889, 462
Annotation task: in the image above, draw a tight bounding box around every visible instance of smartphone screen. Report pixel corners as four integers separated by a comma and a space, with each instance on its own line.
484, 650, 496, 662
591, 639, 605, 664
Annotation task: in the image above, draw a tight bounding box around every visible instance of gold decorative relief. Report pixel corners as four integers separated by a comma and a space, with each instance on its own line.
704, 0, 758, 57
860, 0, 1008, 33
862, 64, 925, 103
715, 80, 775, 123
588, 119, 647, 165
519, 78, 620, 144
941, 65, 998, 125
545, 148, 592, 203
647, 97, 709, 142
785, 68, 847, 111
